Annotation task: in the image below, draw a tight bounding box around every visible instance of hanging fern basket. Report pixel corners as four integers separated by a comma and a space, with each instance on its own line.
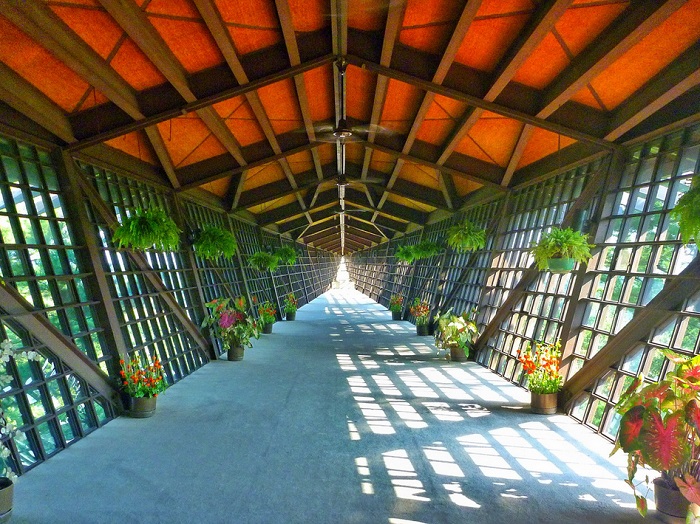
193, 226, 238, 261
248, 252, 279, 272
112, 207, 181, 252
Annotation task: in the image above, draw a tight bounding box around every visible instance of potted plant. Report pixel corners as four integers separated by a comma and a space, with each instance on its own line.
433, 308, 479, 362
118, 354, 167, 417
202, 297, 260, 361
112, 207, 181, 252
517, 340, 562, 414
284, 293, 298, 321
395, 245, 417, 264
0, 338, 41, 521
389, 294, 404, 321
409, 298, 430, 336
530, 227, 594, 273
611, 350, 700, 521
413, 241, 443, 261
446, 220, 486, 253
257, 300, 277, 334
671, 175, 700, 245
248, 251, 279, 272
193, 225, 238, 261
274, 246, 297, 265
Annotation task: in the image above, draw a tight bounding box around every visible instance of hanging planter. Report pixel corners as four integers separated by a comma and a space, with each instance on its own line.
671, 175, 700, 245
274, 246, 297, 266
445, 220, 486, 253
530, 227, 593, 273
394, 241, 444, 264
193, 226, 238, 261
248, 251, 279, 272
112, 207, 181, 252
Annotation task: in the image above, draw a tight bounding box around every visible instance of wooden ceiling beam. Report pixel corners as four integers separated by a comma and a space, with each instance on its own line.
278, 216, 311, 234
501, 124, 534, 188
65, 55, 334, 152
0, 62, 75, 144
606, 42, 700, 141
436, 0, 573, 165
346, 56, 617, 152
538, 0, 687, 119
98, 0, 248, 169
345, 225, 382, 244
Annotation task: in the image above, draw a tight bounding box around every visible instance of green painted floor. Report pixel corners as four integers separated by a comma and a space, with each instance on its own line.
15, 289, 643, 523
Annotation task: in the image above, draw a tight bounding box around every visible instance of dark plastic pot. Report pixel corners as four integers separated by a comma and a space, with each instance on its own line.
0, 477, 13, 523
123, 395, 157, 418
416, 323, 429, 336
262, 322, 273, 334
227, 346, 245, 361
286, 311, 296, 321
391, 310, 402, 321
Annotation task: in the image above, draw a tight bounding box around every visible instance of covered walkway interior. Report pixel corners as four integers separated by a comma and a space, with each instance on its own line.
17, 290, 640, 524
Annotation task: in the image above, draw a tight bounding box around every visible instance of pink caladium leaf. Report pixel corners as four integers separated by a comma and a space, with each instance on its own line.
619, 405, 646, 452
686, 399, 700, 436
635, 494, 648, 517
640, 411, 689, 472
676, 473, 700, 506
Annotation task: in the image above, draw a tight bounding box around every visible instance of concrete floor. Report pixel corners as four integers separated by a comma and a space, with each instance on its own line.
16, 289, 645, 523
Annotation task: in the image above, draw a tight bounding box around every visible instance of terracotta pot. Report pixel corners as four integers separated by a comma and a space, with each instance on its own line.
0, 477, 13, 524
262, 322, 273, 334
416, 323, 429, 336
654, 477, 700, 523
530, 392, 558, 414
547, 258, 575, 273
449, 344, 468, 362
124, 395, 157, 418
391, 310, 402, 321
286, 311, 296, 321
227, 346, 245, 361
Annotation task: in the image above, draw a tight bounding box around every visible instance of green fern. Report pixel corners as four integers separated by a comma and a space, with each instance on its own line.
671, 176, 700, 245
413, 241, 443, 260
112, 207, 180, 252
395, 245, 417, 264
194, 226, 238, 261
446, 220, 486, 253
249, 251, 279, 272
274, 246, 297, 265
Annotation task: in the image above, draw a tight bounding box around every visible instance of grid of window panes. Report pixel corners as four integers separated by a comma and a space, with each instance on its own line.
479, 161, 600, 381
0, 134, 114, 476
0, 318, 113, 475
568, 123, 700, 438
295, 245, 316, 303
434, 200, 502, 318
0, 137, 111, 372
234, 219, 278, 310
183, 200, 244, 305
78, 162, 207, 383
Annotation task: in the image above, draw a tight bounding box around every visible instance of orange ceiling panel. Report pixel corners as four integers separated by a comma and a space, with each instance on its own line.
344, 143, 365, 167
516, 127, 577, 169
454, 9, 530, 72
49, 5, 122, 60
303, 65, 334, 122
214, 96, 266, 147
145, 0, 201, 18
155, 115, 226, 167
200, 176, 231, 199
512, 32, 569, 90
400, 0, 464, 55
452, 174, 482, 197
398, 162, 439, 190
286, 150, 314, 175
475, 0, 535, 17
454, 112, 523, 167
216, 0, 282, 55
379, 79, 423, 135
369, 150, 396, 174
555, 3, 628, 58
0, 16, 99, 112
570, 85, 605, 110
256, 78, 303, 135
315, 143, 336, 166
248, 193, 299, 214
288, 0, 327, 32
242, 162, 286, 191
178, 134, 228, 167
105, 131, 157, 164
110, 38, 167, 91
148, 18, 223, 73
346, 65, 375, 122
583, 0, 700, 110
415, 94, 467, 145
347, 0, 387, 32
